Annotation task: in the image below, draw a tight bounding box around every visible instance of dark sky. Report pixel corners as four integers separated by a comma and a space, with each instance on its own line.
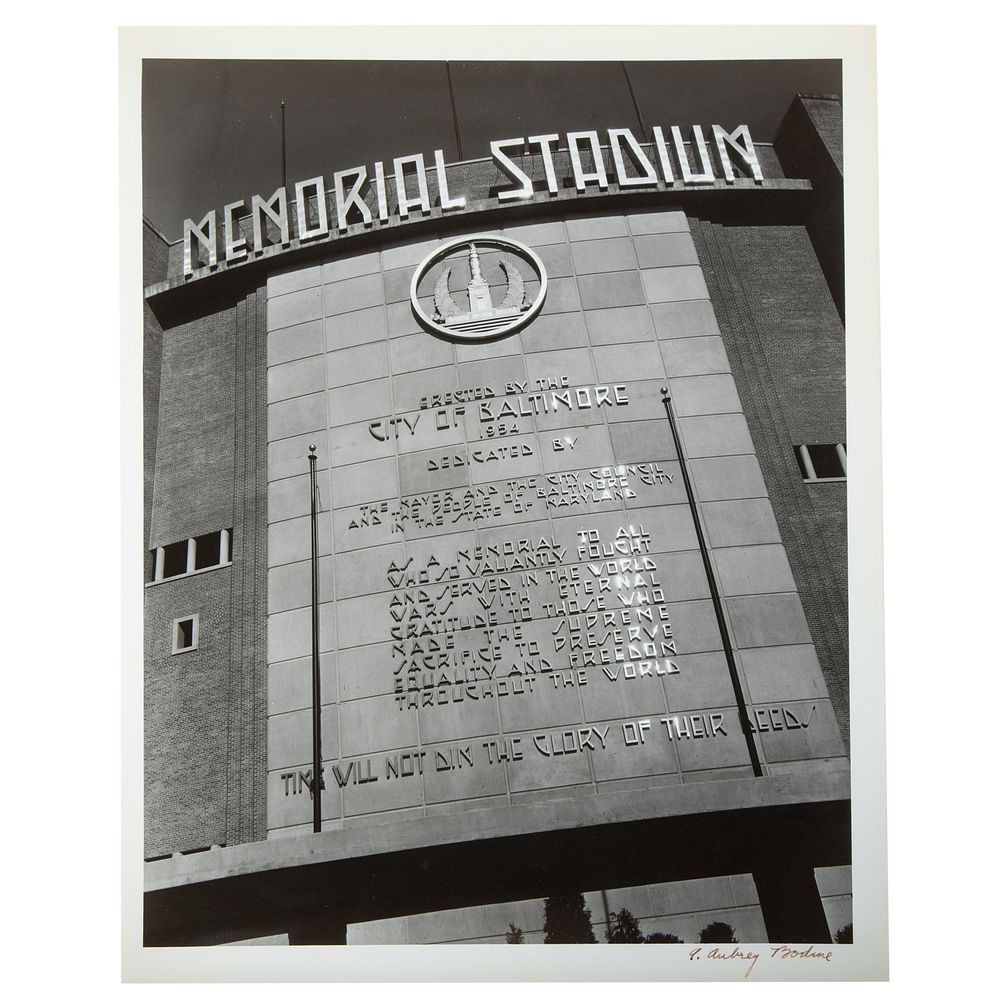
142, 59, 841, 241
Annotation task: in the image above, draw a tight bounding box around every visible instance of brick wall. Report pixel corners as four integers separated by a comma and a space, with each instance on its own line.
774, 96, 844, 320
144, 288, 269, 857
144, 568, 233, 856
148, 307, 237, 548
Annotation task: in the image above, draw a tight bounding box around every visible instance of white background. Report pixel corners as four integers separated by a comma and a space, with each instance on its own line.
1, 3, 993, 994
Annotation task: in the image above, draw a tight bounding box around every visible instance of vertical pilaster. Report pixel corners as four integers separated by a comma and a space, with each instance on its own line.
225, 284, 269, 847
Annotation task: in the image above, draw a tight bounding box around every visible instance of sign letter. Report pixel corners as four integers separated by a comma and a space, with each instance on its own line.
492, 138, 533, 202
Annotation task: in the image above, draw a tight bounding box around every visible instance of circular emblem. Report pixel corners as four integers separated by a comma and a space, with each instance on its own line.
410, 234, 547, 341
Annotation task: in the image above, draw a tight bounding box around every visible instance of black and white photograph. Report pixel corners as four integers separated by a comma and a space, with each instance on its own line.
125, 26, 885, 980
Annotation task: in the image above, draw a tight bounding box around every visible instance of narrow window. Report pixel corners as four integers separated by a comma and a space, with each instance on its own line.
795, 443, 847, 482
172, 615, 199, 654
161, 540, 188, 578
194, 530, 222, 570
149, 529, 233, 583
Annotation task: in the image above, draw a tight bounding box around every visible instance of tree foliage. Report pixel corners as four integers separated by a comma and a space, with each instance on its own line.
606, 908, 645, 943
698, 921, 738, 943
834, 923, 853, 944
505, 923, 525, 944
542, 894, 597, 943
645, 932, 683, 943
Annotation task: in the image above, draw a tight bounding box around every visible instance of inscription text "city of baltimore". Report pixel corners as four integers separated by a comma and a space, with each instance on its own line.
181, 124, 764, 276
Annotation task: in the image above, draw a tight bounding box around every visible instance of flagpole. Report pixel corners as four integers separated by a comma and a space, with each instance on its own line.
280, 100, 287, 191
308, 445, 323, 831
660, 387, 763, 776
445, 62, 464, 161
621, 62, 646, 141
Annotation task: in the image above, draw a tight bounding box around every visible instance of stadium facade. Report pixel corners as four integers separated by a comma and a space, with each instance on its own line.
142, 86, 851, 946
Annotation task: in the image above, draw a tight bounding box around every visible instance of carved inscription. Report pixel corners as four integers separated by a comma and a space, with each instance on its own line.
346, 464, 672, 532
276, 702, 819, 804
363, 375, 632, 461
297, 349, 829, 810
385, 524, 689, 711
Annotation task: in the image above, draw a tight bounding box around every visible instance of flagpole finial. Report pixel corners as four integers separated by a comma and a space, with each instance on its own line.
308, 444, 317, 460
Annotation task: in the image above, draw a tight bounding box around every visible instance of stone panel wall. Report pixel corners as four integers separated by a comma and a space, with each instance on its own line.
264, 207, 846, 838
689, 219, 849, 745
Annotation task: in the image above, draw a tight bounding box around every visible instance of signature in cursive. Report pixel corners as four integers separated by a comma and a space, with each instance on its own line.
688, 946, 761, 978
688, 943, 834, 978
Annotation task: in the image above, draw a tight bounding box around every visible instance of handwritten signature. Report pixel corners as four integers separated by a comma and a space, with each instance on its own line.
688, 944, 834, 978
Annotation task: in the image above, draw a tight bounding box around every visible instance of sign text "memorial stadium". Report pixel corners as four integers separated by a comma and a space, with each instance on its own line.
181, 124, 764, 276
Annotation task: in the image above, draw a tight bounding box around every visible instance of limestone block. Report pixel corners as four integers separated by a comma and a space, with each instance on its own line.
714, 544, 797, 597
641, 265, 710, 304
269, 265, 322, 297
267, 511, 332, 567
328, 379, 393, 429
268, 285, 322, 331
268, 704, 340, 769
663, 652, 736, 715
702, 499, 781, 548
525, 347, 596, 389
690, 456, 767, 502
322, 251, 380, 283
323, 272, 384, 316
267, 652, 337, 716
338, 641, 395, 701
268, 354, 325, 404
633, 233, 699, 269
390, 332, 455, 374
627, 210, 690, 236
268, 554, 334, 613
577, 271, 645, 310
566, 214, 629, 241
570, 237, 638, 274
333, 541, 405, 600
338, 694, 419, 757
521, 311, 589, 353
393, 365, 458, 413
727, 593, 813, 648
740, 644, 828, 704
585, 305, 655, 345
329, 455, 398, 509
503, 219, 567, 246
268, 392, 326, 443
660, 335, 731, 378
594, 341, 665, 382
268, 319, 325, 366
651, 299, 722, 340
327, 341, 389, 388
325, 306, 386, 352
669, 373, 741, 417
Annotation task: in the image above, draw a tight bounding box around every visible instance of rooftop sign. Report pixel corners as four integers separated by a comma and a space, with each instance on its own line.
181, 125, 764, 276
